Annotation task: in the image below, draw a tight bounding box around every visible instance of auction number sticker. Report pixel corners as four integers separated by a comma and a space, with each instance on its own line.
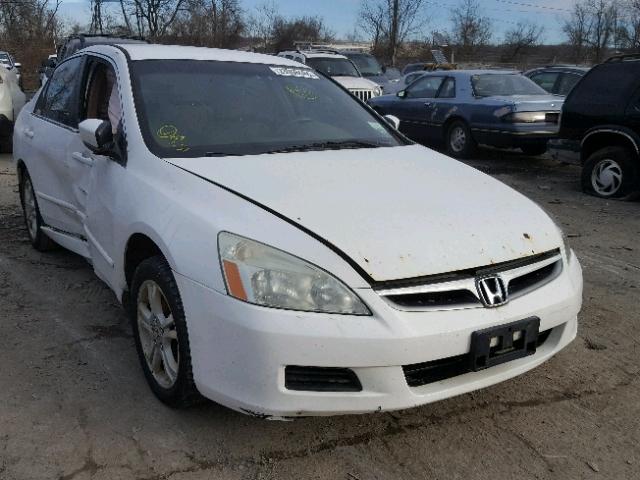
270, 66, 319, 79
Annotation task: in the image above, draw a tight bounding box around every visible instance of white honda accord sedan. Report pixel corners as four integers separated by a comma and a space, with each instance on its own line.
13, 44, 583, 418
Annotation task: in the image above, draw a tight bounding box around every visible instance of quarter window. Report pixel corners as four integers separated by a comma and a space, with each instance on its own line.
35, 56, 84, 128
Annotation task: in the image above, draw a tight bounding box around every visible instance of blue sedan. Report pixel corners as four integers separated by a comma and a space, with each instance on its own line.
368, 70, 563, 158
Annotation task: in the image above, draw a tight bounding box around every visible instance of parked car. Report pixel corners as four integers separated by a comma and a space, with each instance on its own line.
39, 54, 58, 87
57, 33, 148, 62
340, 51, 393, 91
525, 66, 589, 96
13, 44, 582, 417
368, 70, 563, 158
0, 51, 22, 90
385, 71, 428, 95
277, 49, 382, 101
557, 54, 640, 199
0, 65, 26, 152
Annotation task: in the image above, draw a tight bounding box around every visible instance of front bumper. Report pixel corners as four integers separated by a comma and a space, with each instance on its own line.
176, 252, 582, 418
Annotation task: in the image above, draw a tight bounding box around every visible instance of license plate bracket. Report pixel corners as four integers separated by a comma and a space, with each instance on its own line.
470, 317, 540, 371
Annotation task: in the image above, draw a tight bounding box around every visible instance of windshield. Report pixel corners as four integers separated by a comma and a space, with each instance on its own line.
132, 60, 404, 158
347, 54, 383, 77
472, 74, 548, 97
305, 57, 360, 78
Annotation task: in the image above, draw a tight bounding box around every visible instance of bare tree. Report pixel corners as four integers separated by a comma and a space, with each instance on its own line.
618, 0, 640, 49
247, 1, 279, 52
169, 0, 244, 48
270, 16, 333, 52
450, 0, 492, 59
564, 0, 619, 63
120, 0, 186, 38
563, 1, 591, 63
502, 22, 544, 62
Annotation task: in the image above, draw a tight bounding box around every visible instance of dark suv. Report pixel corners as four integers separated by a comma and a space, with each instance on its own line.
558, 54, 640, 199
57, 34, 148, 62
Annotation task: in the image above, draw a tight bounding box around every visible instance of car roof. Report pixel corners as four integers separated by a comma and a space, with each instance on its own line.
526, 66, 589, 73
91, 44, 305, 67
421, 69, 519, 77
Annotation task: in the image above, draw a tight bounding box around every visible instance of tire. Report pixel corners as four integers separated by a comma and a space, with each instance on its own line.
130, 256, 202, 408
19, 170, 56, 251
446, 120, 477, 159
0, 136, 12, 154
581, 146, 640, 199
521, 143, 547, 156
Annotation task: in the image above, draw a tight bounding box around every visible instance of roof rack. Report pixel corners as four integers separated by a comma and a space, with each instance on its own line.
605, 53, 640, 63
67, 33, 146, 41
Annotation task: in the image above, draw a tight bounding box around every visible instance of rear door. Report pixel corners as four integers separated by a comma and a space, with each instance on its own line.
24, 56, 87, 236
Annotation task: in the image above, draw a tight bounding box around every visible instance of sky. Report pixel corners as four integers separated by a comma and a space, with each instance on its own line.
58, 0, 577, 44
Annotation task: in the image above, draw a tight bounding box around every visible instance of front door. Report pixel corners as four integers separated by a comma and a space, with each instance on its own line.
26, 56, 87, 237
395, 76, 445, 142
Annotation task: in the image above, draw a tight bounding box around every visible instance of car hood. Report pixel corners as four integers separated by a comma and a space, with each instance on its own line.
480, 95, 563, 112
333, 76, 379, 90
168, 145, 561, 282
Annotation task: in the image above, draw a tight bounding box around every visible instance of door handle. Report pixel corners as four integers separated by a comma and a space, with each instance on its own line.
72, 152, 94, 166
24, 128, 34, 139
424, 102, 433, 108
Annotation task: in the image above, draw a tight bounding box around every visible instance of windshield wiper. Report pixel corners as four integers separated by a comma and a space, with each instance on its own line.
264, 140, 382, 154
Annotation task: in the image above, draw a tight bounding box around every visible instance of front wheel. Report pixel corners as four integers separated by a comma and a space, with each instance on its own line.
19, 170, 56, 251
581, 146, 639, 199
130, 256, 202, 408
446, 121, 477, 159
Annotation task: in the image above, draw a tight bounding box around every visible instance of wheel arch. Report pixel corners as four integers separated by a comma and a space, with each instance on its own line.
581, 128, 640, 164
442, 115, 469, 142
123, 232, 172, 293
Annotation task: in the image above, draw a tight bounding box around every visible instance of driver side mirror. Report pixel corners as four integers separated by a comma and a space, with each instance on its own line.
383, 115, 400, 130
397, 90, 407, 98
79, 119, 114, 155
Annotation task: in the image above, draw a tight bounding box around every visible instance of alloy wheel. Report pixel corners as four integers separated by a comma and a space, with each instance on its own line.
23, 177, 38, 240
137, 280, 180, 388
591, 159, 623, 196
450, 126, 466, 153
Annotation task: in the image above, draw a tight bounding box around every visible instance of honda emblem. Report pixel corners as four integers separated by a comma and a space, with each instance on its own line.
476, 276, 508, 307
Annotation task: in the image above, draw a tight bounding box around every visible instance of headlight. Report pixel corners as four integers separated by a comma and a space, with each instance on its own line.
503, 112, 547, 123
218, 232, 371, 315
373, 86, 382, 96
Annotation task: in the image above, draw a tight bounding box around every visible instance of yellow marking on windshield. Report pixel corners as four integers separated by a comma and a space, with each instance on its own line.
285, 84, 319, 101
157, 124, 190, 152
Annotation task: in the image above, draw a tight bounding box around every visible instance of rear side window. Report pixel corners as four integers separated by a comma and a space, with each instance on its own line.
35, 56, 84, 128
557, 73, 582, 96
566, 63, 640, 114
530, 72, 559, 93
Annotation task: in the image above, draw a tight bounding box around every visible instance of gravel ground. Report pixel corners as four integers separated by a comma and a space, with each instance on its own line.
1, 150, 639, 480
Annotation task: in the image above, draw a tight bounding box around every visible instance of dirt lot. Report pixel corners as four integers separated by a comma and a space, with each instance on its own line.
1, 150, 639, 480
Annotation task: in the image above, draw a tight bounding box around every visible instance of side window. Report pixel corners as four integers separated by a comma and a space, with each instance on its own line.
82, 59, 121, 135
529, 72, 559, 93
406, 76, 444, 98
438, 77, 456, 98
35, 56, 84, 128
557, 73, 582, 96
404, 72, 422, 85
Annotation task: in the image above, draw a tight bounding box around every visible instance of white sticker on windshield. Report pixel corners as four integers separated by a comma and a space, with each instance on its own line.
270, 66, 319, 79
368, 121, 387, 133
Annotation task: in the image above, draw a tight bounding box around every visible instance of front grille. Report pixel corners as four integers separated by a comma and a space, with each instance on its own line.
284, 366, 362, 392
350, 89, 374, 102
376, 249, 562, 311
403, 328, 553, 387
